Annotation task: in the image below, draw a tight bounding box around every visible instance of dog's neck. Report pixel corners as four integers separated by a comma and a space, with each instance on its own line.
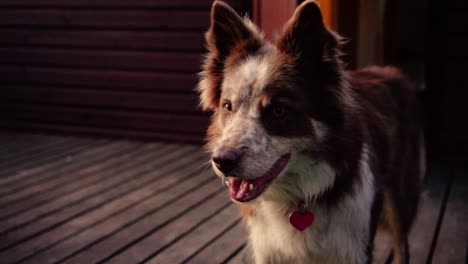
256, 141, 369, 216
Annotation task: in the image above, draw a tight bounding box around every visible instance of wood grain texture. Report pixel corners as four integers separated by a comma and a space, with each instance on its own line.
182, 221, 247, 264
227, 247, 250, 264
0, 29, 205, 51
0, 10, 209, 30
0, 0, 220, 141
408, 166, 451, 263
0, 66, 198, 92
0, 0, 214, 8
17, 150, 210, 263
0, 121, 206, 144
0, 143, 198, 263
432, 167, 468, 263
1, 85, 201, 113
0, 103, 208, 134
63, 171, 220, 263
105, 193, 231, 263
0, 47, 202, 72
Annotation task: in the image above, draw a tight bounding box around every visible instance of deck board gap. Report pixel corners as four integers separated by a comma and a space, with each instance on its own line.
180, 218, 242, 264
3, 149, 210, 262
426, 167, 455, 263
0, 144, 183, 235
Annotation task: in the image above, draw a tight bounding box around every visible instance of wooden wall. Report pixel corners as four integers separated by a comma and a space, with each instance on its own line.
0, 0, 249, 144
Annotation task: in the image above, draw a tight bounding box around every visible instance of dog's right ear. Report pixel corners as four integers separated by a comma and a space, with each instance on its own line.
207, 1, 255, 56
198, 1, 262, 111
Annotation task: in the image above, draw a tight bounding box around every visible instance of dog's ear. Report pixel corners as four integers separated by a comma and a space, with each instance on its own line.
198, 1, 262, 111
207, 1, 255, 56
277, 1, 341, 68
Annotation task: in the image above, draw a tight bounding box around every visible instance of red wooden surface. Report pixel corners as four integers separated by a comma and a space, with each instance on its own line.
0, 66, 197, 92
0, 29, 205, 51
2, 86, 201, 113
0, 0, 215, 8
0, 103, 209, 134
0, 10, 210, 30
0, 0, 256, 143
0, 47, 202, 72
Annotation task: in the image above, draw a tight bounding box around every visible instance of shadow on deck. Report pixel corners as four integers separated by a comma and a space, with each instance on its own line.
0, 132, 465, 263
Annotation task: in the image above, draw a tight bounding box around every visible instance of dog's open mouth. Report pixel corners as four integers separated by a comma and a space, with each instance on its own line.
226, 154, 290, 202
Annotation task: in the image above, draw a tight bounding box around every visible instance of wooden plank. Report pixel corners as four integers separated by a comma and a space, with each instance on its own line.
0, 134, 71, 161
0, 144, 189, 251
0, 121, 206, 144
0, 142, 136, 208
181, 223, 247, 263
0, 134, 60, 153
49, 171, 219, 263
0, 103, 209, 134
0, 143, 183, 235
0, 47, 202, 72
0, 141, 131, 193
0, 66, 198, 92
0, 137, 95, 170
0, 0, 214, 8
372, 165, 451, 263
0, 138, 102, 178
227, 246, 250, 264
0, 10, 209, 30
0, 29, 205, 51
0, 145, 201, 262
0, 137, 81, 172
0, 135, 70, 167
12, 151, 210, 263
175, 220, 247, 263
146, 207, 240, 263
432, 167, 468, 263
0, 143, 134, 223
101, 192, 231, 263
0, 133, 55, 153
1, 86, 201, 114
408, 165, 452, 263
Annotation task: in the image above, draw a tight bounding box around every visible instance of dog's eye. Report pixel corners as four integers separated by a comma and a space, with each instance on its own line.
223, 102, 232, 112
272, 104, 286, 118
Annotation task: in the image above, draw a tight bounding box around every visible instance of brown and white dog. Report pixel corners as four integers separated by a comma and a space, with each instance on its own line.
197, 1, 424, 263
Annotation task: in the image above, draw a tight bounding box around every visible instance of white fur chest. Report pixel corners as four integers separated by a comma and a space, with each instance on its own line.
244, 146, 375, 264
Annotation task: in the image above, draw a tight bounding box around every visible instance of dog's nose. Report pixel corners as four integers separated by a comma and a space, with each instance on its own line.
212, 147, 241, 174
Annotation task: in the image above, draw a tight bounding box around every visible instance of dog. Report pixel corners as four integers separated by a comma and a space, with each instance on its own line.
197, 1, 424, 263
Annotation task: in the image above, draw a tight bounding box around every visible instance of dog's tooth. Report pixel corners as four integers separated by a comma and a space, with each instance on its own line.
225, 179, 230, 187
249, 183, 254, 192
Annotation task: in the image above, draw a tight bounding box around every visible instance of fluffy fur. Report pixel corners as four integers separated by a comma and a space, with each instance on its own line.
197, 1, 424, 263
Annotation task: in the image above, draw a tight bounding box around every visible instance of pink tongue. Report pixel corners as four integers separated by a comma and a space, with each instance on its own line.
226, 154, 290, 202
229, 178, 252, 200
236, 179, 251, 200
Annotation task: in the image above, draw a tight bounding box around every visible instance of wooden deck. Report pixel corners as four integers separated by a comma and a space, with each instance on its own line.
0, 132, 465, 264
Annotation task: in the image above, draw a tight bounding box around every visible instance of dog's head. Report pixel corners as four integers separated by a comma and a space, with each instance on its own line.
198, 1, 357, 203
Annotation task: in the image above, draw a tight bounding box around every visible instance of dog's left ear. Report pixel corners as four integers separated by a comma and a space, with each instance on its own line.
277, 1, 341, 68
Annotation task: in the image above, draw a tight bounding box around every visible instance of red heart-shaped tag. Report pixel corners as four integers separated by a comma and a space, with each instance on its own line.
289, 211, 314, 231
